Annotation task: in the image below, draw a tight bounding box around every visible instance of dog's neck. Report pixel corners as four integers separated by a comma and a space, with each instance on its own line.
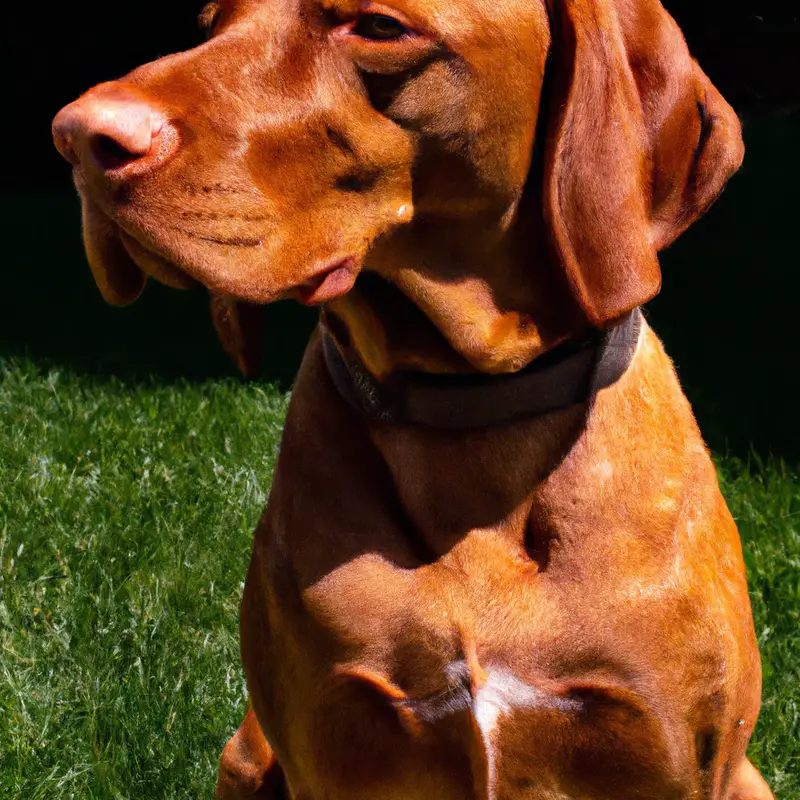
321, 308, 642, 429
325, 202, 585, 381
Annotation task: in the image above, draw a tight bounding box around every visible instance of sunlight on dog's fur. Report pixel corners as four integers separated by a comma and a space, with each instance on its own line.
53, 0, 772, 798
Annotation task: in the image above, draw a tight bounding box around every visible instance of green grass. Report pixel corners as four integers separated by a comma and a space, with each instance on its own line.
722, 457, 800, 795
1, 357, 798, 798
0, 359, 287, 799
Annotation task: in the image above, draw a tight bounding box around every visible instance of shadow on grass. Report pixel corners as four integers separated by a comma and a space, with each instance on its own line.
2, 114, 798, 459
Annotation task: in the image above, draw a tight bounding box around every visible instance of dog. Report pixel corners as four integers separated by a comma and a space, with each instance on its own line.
52, 0, 774, 797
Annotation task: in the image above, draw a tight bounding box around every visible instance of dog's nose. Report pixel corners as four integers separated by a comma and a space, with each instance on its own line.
52, 83, 166, 174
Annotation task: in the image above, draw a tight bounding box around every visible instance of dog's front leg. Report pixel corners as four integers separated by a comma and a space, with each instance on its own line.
215, 708, 286, 799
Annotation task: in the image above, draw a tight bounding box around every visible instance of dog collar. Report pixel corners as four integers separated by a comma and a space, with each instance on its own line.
321, 308, 642, 429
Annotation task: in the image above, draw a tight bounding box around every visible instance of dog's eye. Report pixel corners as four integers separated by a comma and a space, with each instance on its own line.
353, 13, 410, 41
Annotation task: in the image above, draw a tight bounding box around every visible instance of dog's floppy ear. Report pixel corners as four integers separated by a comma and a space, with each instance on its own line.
542, 0, 744, 327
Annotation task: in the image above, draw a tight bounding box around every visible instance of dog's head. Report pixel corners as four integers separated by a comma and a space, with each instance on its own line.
53, 0, 743, 372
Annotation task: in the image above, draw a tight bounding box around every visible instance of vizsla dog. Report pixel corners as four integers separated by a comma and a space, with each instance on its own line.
52, 0, 774, 797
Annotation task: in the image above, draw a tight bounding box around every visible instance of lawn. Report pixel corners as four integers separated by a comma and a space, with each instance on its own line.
1, 357, 798, 798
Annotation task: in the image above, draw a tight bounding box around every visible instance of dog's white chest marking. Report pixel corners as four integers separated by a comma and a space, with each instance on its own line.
470, 670, 582, 798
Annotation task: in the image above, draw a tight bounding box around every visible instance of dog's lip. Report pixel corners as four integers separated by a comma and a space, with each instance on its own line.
296, 257, 360, 306
77, 189, 364, 304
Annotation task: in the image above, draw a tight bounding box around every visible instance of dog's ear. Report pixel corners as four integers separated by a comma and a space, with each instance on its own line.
542, 0, 744, 327
210, 294, 264, 379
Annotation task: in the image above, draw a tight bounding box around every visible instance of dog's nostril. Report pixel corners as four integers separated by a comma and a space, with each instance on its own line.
91, 134, 142, 171
52, 85, 172, 176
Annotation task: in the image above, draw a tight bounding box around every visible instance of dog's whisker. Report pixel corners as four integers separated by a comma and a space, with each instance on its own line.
176, 228, 264, 248
178, 210, 272, 223
181, 182, 256, 197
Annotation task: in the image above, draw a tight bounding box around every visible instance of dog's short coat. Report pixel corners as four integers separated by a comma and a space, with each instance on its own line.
53, 0, 774, 797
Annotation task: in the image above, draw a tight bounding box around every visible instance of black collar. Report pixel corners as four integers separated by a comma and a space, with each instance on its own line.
322, 309, 642, 430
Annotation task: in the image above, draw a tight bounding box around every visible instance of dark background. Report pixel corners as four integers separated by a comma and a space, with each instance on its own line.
2, 2, 799, 456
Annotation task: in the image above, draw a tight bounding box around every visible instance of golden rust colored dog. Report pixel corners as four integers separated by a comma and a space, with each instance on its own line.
53, 0, 774, 797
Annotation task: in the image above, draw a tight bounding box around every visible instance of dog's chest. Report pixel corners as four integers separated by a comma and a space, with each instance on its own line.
302, 585, 698, 800
290, 517, 752, 799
